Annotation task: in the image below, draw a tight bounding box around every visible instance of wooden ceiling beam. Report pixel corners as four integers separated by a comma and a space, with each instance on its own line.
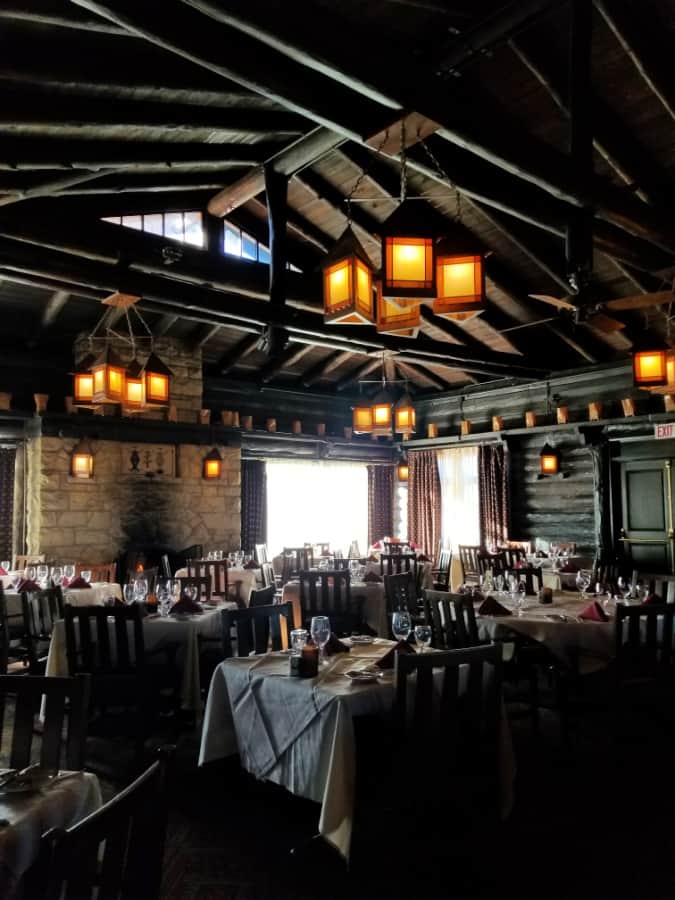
0, 2, 130, 34
594, 0, 675, 124
153, 313, 179, 337
395, 360, 454, 392
259, 343, 314, 384
0, 171, 112, 208
334, 358, 382, 393
300, 350, 353, 388
217, 333, 261, 375
190, 322, 222, 348
293, 169, 377, 247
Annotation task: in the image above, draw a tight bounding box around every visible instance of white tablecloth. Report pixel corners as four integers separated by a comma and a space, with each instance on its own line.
477, 591, 614, 671
0, 771, 101, 897
4, 583, 121, 617
199, 642, 514, 860
46, 603, 234, 712
174, 567, 258, 605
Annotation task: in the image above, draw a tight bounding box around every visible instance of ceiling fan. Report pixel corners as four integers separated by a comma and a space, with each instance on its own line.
528, 280, 675, 333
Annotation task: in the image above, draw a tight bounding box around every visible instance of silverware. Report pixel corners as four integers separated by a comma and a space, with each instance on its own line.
0, 770, 18, 790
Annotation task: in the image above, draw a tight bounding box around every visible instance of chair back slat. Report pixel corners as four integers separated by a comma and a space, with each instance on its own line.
380, 553, 417, 579
76, 563, 117, 584
501, 546, 526, 570
297, 570, 361, 635
21, 587, 64, 674
65, 606, 145, 676
477, 551, 506, 578
517, 566, 543, 597
424, 590, 480, 649
458, 545, 481, 583
261, 562, 276, 588
221, 602, 293, 658
255, 543, 269, 565
250, 585, 276, 607
176, 575, 212, 604
615, 603, 675, 681
188, 560, 228, 597
384, 572, 417, 617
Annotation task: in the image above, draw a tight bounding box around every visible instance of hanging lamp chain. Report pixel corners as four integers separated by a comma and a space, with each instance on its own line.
344, 130, 390, 225
399, 120, 407, 205
419, 137, 462, 222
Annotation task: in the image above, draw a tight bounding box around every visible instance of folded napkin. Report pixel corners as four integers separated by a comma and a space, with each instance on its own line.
558, 562, 579, 573
372, 541, 383, 550
363, 571, 383, 583
367, 553, 379, 562
478, 595, 512, 616
0, 565, 8, 576
535, 550, 548, 558
376, 640, 416, 670
243, 559, 258, 570
170, 597, 203, 615
470, 590, 485, 604
579, 600, 609, 622
17, 579, 40, 592
67, 576, 90, 589
324, 633, 350, 656
416, 553, 431, 562
642, 592, 663, 605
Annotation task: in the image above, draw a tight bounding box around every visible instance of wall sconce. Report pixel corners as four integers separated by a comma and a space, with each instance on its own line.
71, 438, 94, 479
397, 462, 409, 482
203, 447, 222, 480
538, 443, 567, 479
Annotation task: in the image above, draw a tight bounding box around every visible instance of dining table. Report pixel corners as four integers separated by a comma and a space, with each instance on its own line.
0, 770, 101, 897
46, 600, 236, 712
3, 582, 122, 618
476, 589, 615, 672
199, 639, 515, 861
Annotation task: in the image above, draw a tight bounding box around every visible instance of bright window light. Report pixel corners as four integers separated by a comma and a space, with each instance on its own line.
102, 211, 204, 248
437, 447, 480, 550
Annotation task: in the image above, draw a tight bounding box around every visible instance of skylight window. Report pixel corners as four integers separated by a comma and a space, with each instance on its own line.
102, 211, 204, 248
224, 220, 299, 271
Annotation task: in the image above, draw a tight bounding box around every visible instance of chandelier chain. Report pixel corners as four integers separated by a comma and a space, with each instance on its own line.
419, 138, 462, 222
345, 130, 390, 226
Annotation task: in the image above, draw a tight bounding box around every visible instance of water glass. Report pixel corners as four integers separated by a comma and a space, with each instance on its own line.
80, 570, 92, 584
576, 569, 592, 599
134, 577, 148, 604
25, 566, 36, 582
494, 574, 504, 594
123, 583, 136, 605
1, 560, 10, 572
515, 583, 527, 616
37, 564, 49, 586
64, 564, 75, 584
157, 585, 172, 617
50, 566, 63, 586
290, 628, 308, 654
310, 616, 331, 664
392, 610, 412, 643
414, 624, 432, 653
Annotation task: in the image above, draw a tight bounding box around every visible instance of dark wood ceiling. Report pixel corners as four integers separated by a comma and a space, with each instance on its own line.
0, 0, 673, 406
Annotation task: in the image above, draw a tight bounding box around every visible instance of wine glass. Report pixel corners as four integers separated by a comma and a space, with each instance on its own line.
11, 573, 21, 590
1, 560, 10, 572
123, 583, 136, 605
414, 624, 432, 653
37, 564, 49, 587
494, 573, 504, 595
507, 573, 518, 595
515, 581, 527, 616
50, 566, 63, 587
25, 566, 36, 582
392, 610, 412, 643
310, 615, 331, 665
64, 564, 75, 585
183, 584, 198, 604
576, 569, 592, 600
80, 570, 92, 585
133, 577, 148, 604
157, 584, 172, 617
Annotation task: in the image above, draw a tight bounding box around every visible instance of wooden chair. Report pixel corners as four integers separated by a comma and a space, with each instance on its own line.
282, 547, 313, 581
313, 542, 331, 557
176, 544, 203, 570
0, 587, 7, 675
614, 603, 675, 685
0, 674, 90, 772
458, 545, 481, 584
297, 569, 365, 636
249, 585, 276, 607
501, 546, 526, 570
221, 602, 294, 658
380, 553, 418, 580
188, 559, 228, 597
260, 562, 276, 589
30, 752, 170, 900
423, 590, 481, 649
76, 563, 117, 584
516, 565, 543, 597
254, 543, 269, 565
477, 551, 507, 579
383, 572, 423, 632
175, 575, 211, 604
631, 572, 675, 603
432, 544, 453, 591
22, 586, 64, 675
383, 541, 412, 555
14, 554, 46, 572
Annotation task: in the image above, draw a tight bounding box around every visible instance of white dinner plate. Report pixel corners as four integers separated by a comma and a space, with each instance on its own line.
344, 667, 381, 684
349, 635, 375, 645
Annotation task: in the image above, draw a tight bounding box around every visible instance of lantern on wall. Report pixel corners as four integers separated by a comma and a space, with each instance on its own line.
394, 391, 416, 435
144, 352, 172, 405
122, 359, 146, 412
397, 461, 409, 482
381, 204, 436, 300
71, 438, 94, 479
72, 354, 96, 405
433, 247, 484, 320
539, 443, 560, 476
203, 447, 222, 480
91, 346, 125, 404
322, 228, 374, 325
375, 280, 420, 337
632, 334, 669, 388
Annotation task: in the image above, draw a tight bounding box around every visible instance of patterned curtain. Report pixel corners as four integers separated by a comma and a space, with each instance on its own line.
407, 450, 441, 556
478, 444, 509, 549
240, 460, 267, 552
367, 465, 393, 548
0, 448, 16, 563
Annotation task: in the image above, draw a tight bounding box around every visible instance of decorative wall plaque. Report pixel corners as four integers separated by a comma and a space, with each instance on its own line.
120, 443, 176, 479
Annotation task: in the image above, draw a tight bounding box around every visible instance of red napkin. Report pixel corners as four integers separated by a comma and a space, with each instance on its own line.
17, 579, 40, 592
478, 595, 512, 616
171, 597, 203, 615
324, 633, 350, 656
642, 593, 663, 605
243, 559, 258, 570
558, 562, 579, 573
363, 571, 383, 583
376, 640, 416, 670
416, 554, 431, 562
67, 576, 90, 589
0, 566, 8, 576
579, 600, 609, 622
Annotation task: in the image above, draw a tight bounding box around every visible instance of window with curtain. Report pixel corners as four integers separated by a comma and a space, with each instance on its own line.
266, 460, 368, 556
437, 447, 480, 550
0, 447, 16, 563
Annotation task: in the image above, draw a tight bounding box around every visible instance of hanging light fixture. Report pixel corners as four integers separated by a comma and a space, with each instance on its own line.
203, 447, 222, 480
433, 237, 484, 320
352, 403, 374, 434
539, 443, 560, 476
632, 333, 669, 388
394, 390, 416, 435
371, 385, 394, 436
144, 352, 173, 406
71, 438, 94, 479
381, 202, 436, 300
322, 227, 374, 324
375, 280, 420, 337
91, 346, 126, 404
72, 353, 96, 406
397, 461, 409, 481
122, 358, 146, 412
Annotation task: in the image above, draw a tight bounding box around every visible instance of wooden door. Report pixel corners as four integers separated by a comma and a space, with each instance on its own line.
619, 459, 674, 573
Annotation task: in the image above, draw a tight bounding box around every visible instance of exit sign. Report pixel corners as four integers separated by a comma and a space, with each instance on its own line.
655, 422, 675, 439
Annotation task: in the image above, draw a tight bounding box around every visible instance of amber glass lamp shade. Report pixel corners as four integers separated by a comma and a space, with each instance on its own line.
73, 371, 94, 405
394, 392, 416, 435
71, 439, 94, 479
322, 228, 374, 324
381, 203, 436, 300
397, 463, 409, 482
371, 389, 393, 436
352, 405, 373, 434
433, 253, 484, 320
539, 444, 560, 476
91, 347, 125, 404
122, 359, 146, 412
203, 447, 222, 480
375, 281, 420, 337
633, 345, 668, 388
144, 352, 172, 405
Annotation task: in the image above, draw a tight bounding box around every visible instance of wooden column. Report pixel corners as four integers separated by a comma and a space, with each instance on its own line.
264, 165, 289, 358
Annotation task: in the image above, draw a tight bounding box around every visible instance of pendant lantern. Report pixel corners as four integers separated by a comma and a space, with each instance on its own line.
71, 438, 94, 479
72, 353, 96, 406
322, 227, 374, 325
371, 388, 393, 436
433, 247, 484, 320
539, 443, 560, 476
632, 334, 669, 388
203, 447, 222, 480
394, 391, 416, 435
122, 359, 146, 412
91, 346, 125, 404
397, 463, 409, 482
375, 280, 420, 337
144, 352, 172, 405
381, 203, 436, 300
352, 404, 374, 434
